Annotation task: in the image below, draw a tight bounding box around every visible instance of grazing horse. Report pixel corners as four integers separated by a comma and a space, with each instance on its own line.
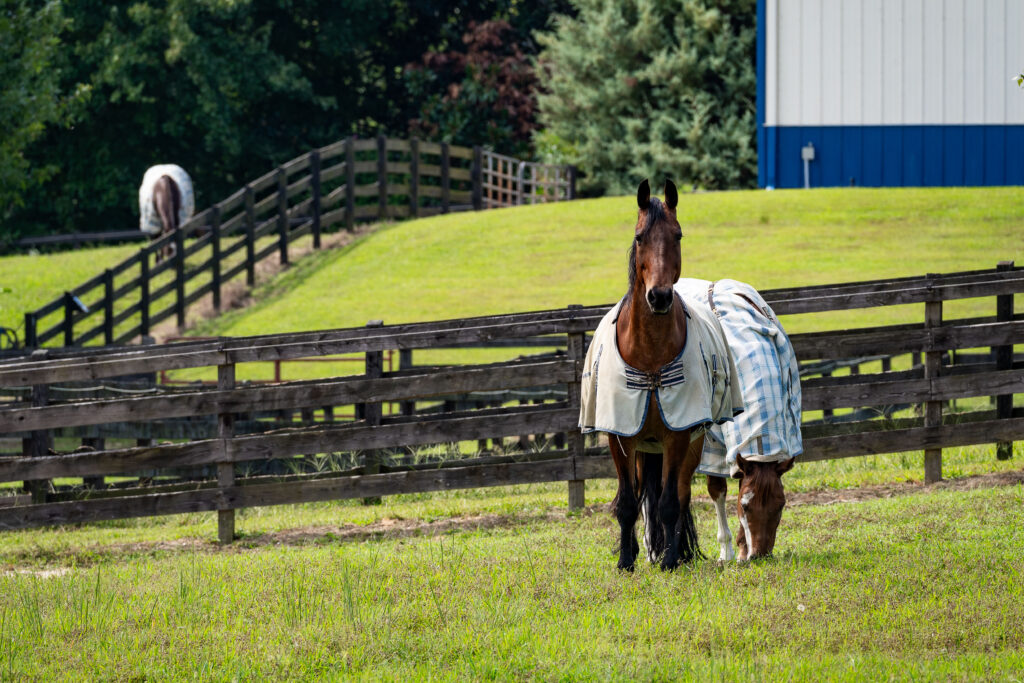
139, 164, 195, 262
580, 180, 742, 571
677, 277, 803, 562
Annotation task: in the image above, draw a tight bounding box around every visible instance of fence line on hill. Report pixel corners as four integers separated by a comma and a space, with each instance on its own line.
20, 137, 576, 350
0, 263, 1020, 537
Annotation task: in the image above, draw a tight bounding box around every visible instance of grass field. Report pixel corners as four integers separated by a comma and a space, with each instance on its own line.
0, 444, 1021, 680
190, 187, 1024, 341
1, 187, 1022, 679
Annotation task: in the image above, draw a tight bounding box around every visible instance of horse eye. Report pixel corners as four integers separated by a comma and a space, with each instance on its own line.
674, 233, 682, 242
635, 233, 643, 244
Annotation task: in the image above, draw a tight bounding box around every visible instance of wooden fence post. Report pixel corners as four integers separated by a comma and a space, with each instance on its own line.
409, 138, 419, 218
277, 168, 289, 266
360, 319, 384, 504
23, 312, 36, 348
82, 437, 106, 490
63, 292, 75, 346
568, 165, 577, 200
995, 260, 1015, 460
217, 362, 236, 543
924, 293, 943, 484
399, 348, 415, 416
472, 145, 483, 211
23, 383, 51, 504
310, 149, 322, 249
244, 186, 256, 287
377, 134, 388, 221
175, 228, 186, 330
103, 269, 114, 345
566, 304, 586, 510
211, 206, 222, 312
441, 143, 451, 213
345, 136, 356, 229
139, 253, 150, 337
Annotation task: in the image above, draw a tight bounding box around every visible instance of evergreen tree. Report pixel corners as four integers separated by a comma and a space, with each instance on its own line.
535, 0, 756, 194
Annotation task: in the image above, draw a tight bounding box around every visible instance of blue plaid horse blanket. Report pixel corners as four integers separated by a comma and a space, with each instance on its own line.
676, 278, 803, 478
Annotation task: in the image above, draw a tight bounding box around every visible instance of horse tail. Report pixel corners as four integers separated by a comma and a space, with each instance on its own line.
638, 452, 665, 564
676, 495, 704, 563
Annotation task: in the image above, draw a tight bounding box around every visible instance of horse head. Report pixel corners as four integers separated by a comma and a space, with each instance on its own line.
632, 179, 681, 315
734, 455, 795, 560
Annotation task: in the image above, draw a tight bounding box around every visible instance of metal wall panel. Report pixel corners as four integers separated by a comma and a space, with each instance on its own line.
758, 0, 1024, 187
765, 0, 1024, 126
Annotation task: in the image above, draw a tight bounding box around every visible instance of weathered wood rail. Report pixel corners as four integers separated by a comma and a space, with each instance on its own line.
21, 137, 576, 349
0, 264, 1020, 536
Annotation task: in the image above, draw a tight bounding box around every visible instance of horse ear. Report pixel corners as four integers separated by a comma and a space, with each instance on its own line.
637, 179, 650, 210
734, 454, 751, 478
664, 179, 678, 210
775, 457, 795, 476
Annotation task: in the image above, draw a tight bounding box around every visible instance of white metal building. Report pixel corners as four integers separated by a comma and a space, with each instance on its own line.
758, 0, 1024, 187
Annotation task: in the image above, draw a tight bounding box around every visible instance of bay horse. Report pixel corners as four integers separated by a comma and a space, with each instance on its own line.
139, 165, 195, 263
580, 182, 802, 570
579, 179, 742, 571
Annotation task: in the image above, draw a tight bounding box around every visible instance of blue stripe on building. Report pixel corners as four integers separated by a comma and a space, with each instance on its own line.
762, 125, 1024, 188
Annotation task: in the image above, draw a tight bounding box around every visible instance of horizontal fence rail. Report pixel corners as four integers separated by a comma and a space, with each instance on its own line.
0, 264, 1020, 536
19, 138, 576, 350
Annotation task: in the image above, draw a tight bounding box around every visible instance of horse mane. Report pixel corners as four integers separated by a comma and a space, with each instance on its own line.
743, 461, 785, 508
627, 196, 667, 291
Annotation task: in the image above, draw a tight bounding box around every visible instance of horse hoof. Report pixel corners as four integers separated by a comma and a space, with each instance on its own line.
617, 561, 635, 573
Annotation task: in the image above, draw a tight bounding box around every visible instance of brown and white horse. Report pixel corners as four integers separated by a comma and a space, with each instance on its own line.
139, 165, 194, 263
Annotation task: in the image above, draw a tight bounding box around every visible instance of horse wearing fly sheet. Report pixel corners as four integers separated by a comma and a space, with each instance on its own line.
139, 164, 195, 263
579, 180, 801, 571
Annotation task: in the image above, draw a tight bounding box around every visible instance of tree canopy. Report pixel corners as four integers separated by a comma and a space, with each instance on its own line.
535, 0, 757, 195
3, 0, 564, 239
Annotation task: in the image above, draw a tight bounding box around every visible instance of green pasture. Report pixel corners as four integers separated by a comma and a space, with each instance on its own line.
0, 443, 1021, 680
2, 187, 1021, 377
0, 244, 138, 342
177, 186, 1021, 380
195, 186, 1023, 340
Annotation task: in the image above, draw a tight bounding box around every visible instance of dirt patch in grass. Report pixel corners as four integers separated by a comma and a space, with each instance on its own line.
785, 468, 1024, 507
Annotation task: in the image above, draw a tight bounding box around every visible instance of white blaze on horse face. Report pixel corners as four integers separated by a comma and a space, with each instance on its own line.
739, 512, 754, 560
739, 490, 756, 560
713, 492, 734, 562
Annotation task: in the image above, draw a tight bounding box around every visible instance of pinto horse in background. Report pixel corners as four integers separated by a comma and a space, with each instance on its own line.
139, 164, 195, 263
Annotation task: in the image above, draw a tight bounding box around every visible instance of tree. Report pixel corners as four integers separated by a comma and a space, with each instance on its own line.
535, 0, 757, 195
9, 1, 532, 237
405, 20, 540, 156
0, 2, 73, 222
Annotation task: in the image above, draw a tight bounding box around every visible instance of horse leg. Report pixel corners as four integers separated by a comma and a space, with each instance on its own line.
707, 474, 735, 563
639, 451, 665, 564
609, 434, 639, 571
659, 431, 704, 570
153, 176, 180, 264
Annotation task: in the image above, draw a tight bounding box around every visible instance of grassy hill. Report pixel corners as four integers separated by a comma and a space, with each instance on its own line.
3, 186, 1021, 351
0, 244, 139, 341
191, 186, 1022, 338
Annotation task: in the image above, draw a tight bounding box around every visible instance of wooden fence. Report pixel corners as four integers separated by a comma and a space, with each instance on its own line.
21, 137, 576, 349
0, 264, 1020, 537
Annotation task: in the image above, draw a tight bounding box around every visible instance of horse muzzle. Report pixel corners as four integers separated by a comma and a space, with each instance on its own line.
646, 287, 674, 314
